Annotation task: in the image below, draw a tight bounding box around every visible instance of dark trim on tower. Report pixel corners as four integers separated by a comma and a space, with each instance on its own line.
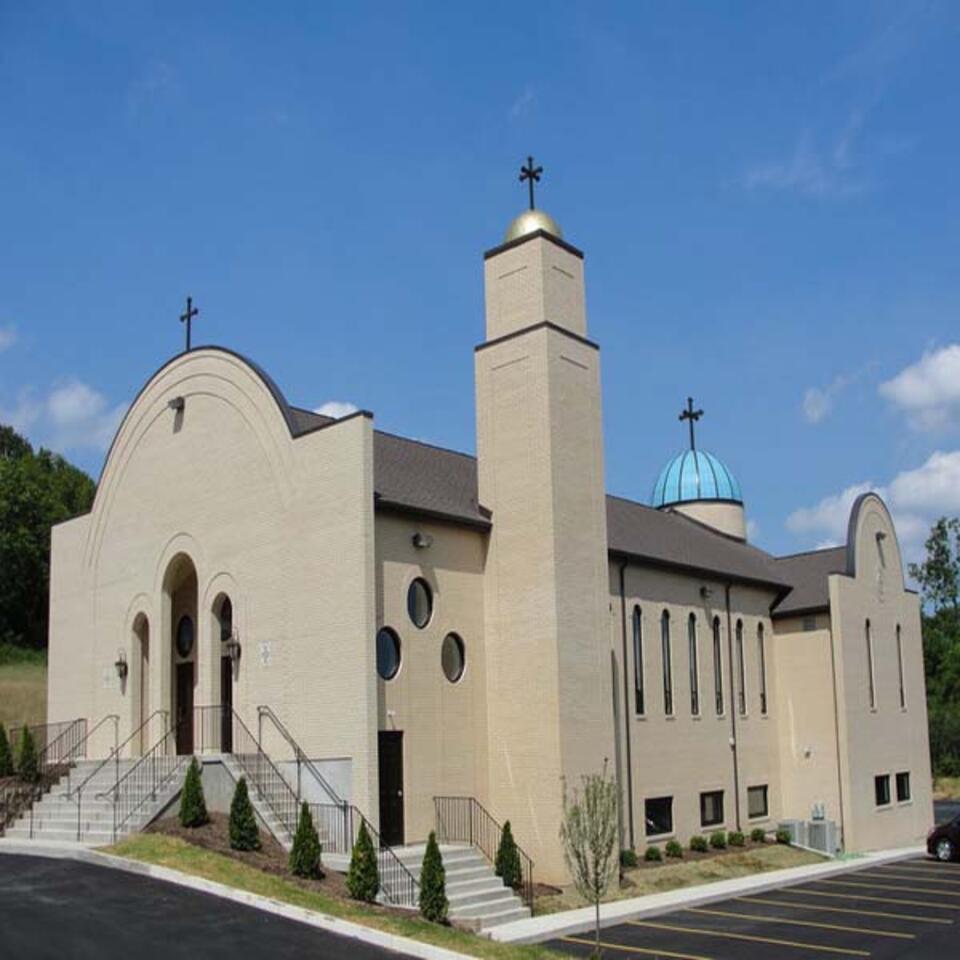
475, 320, 599, 354
483, 228, 585, 261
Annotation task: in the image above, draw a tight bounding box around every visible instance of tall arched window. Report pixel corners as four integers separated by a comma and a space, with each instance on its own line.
757, 623, 768, 715
866, 619, 876, 709
736, 619, 746, 716
661, 610, 673, 716
712, 617, 724, 715
896, 624, 906, 710
632, 606, 645, 716
688, 613, 700, 716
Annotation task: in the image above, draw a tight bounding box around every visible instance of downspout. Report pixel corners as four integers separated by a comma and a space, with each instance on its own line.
618, 560, 636, 850
725, 583, 742, 832
827, 609, 847, 849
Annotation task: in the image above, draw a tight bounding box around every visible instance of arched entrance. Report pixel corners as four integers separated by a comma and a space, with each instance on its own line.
132, 614, 150, 755
164, 554, 198, 755
214, 594, 234, 752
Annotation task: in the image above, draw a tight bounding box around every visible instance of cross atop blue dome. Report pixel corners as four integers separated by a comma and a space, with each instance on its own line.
651, 449, 743, 508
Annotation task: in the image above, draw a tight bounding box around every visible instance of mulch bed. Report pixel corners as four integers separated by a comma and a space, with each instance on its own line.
629, 838, 773, 873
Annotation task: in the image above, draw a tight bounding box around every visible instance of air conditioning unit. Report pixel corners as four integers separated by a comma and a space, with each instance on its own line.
778, 819, 807, 847
806, 819, 839, 855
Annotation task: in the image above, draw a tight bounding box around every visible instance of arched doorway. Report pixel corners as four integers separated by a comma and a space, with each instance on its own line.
132, 614, 150, 755
164, 554, 198, 755
214, 594, 234, 752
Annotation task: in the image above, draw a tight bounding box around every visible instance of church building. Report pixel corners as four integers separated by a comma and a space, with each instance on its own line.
47, 176, 933, 885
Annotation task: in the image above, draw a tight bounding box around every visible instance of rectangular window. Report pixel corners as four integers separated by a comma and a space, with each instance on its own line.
632, 606, 645, 716
866, 620, 877, 710
700, 790, 724, 827
757, 623, 768, 715
736, 620, 747, 716
875, 774, 891, 806
645, 796, 673, 837
896, 625, 906, 710
747, 785, 768, 819
712, 618, 724, 715
661, 612, 674, 716
688, 614, 700, 716
896, 772, 911, 803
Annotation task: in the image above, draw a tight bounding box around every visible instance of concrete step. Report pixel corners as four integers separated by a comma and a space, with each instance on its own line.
448, 884, 518, 907
450, 893, 524, 919
468, 905, 531, 928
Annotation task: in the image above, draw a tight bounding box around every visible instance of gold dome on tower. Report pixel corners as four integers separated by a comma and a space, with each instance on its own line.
504, 208, 564, 243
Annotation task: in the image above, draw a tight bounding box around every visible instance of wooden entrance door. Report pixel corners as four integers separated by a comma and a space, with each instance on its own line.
175, 662, 194, 755
220, 656, 233, 753
378, 731, 404, 847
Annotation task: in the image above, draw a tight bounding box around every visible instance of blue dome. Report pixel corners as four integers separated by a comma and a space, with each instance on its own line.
651, 449, 743, 508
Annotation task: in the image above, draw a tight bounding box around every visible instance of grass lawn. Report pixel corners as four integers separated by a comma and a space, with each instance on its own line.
0, 645, 47, 730
105, 834, 565, 960
535, 844, 825, 915
934, 777, 960, 800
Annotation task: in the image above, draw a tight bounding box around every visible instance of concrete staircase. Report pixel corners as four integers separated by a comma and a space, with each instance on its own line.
3, 758, 186, 846
221, 755, 295, 851
394, 843, 531, 929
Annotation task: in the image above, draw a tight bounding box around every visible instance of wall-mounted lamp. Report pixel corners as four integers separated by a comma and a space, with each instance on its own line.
876, 531, 887, 542
412, 532, 433, 550
114, 650, 128, 682
225, 630, 242, 664
167, 396, 185, 412
700, 586, 713, 600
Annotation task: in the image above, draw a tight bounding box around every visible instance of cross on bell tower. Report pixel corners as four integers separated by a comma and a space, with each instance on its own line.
679, 397, 704, 451
179, 296, 199, 352
519, 155, 543, 210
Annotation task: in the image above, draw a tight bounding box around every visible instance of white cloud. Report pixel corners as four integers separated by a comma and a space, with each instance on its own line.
314, 401, 358, 420
509, 84, 536, 119
0, 325, 16, 352
802, 387, 834, 424
746, 518, 760, 541
879, 344, 960, 431
786, 481, 873, 541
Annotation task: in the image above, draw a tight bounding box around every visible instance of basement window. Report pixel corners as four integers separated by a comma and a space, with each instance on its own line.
700, 790, 724, 828
747, 785, 769, 819
645, 796, 673, 837
875, 774, 891, 807
896, 772, 911, 803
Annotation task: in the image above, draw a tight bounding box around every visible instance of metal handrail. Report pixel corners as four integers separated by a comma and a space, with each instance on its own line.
434, 796, 535, 909
63, 714, 120, 798
256, 705, 344, 806
36, 718, 88, 775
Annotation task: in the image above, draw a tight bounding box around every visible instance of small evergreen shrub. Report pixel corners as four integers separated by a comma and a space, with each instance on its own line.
665, 839, 684, 859
418, 831, 448, 923
346, 819, 380, 902
289, 802, 323, 878
178, 756, 209, 827
620, 848, 638, 869
228, 777, 260, 851
17, 725, 38, 783
644, 845, 662, 862
750, 828, 767, 844
0, 723, 13, 778
776, 828, 792, 845
709, 830, 727, 850
495, 820, 523, 889
729, 830, 745, 847
689, 834, 708, 853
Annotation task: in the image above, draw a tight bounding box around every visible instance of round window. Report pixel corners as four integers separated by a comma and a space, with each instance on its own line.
407, 578, 433, 629
441, 633, 465, 683
376, 627, 401, 680
175, 615, 195, 658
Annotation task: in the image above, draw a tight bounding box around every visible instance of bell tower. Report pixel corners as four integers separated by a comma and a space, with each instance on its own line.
475, 162, 614, 882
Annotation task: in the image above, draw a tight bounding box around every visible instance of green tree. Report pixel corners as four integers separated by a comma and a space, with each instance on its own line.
289, 802, 323, 878
17, 725, 39, 783
228, 776, 260, 851
418, 830, 448, 923
495, 820, 522, 890
0, 722, 14, 777
179, 756, 209, 827
346, 818, 379, 902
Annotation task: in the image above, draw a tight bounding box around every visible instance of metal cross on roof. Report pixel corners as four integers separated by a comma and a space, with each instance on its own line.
679, 397, 704, 450
519, 155, 543, 210
179, 296, 199, 352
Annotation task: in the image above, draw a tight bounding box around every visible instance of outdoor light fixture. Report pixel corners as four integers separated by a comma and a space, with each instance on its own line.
412, 532, 433, 549
699, 585, 713, 600
876, 531, 887, 542
225, 630, 242, 664
114, 651, 128, 682
168, 396, 185, 412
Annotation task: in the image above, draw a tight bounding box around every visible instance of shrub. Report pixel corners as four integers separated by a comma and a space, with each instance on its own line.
729, 830, 745, 847
709, 830, 727, 850
289, 802, 323, 878
0, 723, 13, 778
750, 828, 767, 844
17, 725, 38, 783
495, 820, 523, 889
228, 777, 260, 851
178, 757, 209, 828
620, 848, 638, 869
644, 845, 662, 862
419, 831, 448, 923
776, 828, 792, 845
665, 839, 684, 859
346, 819, 379, 902
689, 834, 708, 853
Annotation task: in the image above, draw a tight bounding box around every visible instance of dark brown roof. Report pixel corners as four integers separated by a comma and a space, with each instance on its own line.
769, 546, 847, 617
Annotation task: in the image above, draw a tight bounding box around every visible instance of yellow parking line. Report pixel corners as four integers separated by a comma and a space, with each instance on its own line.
626, 920, 871, 956
780, 887, 957, 910
864, 870, 960, 886
561, 936, 713, 960
737, 895, 954, 925
879, 863, 960, 876
688, 906, 914, 939
821, 878, 960, 897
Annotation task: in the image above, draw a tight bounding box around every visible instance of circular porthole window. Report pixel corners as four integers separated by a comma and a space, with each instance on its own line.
407, 578, 433, 629
441, 633, 465, 684
376, 627, 401, 681
175, 615, 195, 659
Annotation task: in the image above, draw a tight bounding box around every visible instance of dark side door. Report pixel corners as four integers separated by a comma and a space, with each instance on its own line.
175, 662, 194, 755
378, 731, 404, 847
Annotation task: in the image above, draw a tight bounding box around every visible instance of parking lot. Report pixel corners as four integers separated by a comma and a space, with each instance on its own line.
551, 857, 959, 960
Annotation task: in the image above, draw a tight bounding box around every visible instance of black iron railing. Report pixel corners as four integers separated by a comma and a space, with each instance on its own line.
434, 796, 535, 909
36, 718, 88, 779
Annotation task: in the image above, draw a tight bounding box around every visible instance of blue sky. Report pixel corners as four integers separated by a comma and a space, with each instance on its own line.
2, 0, 960, 564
